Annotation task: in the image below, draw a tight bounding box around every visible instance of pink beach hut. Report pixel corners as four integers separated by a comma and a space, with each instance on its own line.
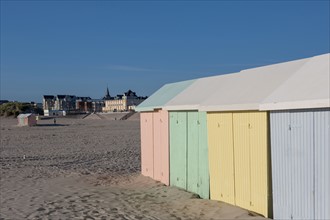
135, 79, 195, 185
17, 113, 37, 126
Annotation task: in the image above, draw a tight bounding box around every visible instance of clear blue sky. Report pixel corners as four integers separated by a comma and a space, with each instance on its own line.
1, 1, 329, 102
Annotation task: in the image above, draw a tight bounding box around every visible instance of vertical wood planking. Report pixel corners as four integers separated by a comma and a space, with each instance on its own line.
271, 109, 330, 219
208, 111, 270, 217
187, 112, 199, 195
314, 109, 330, 219
170, 111, 187, 189
249, 112, 269, 217
160, 110, 170, 186
197, 111, 210, 199
233, 112, 251, 210
153, 111, 162, 182
140, 112, 154, 178
169, 111, 209, 198
207, 113, 222, 201
207, 112, 235, 204
270, 111, 292, 220
291, 111, 314, 219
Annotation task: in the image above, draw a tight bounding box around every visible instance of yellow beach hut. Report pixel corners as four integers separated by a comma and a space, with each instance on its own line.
197, 56, 312, 218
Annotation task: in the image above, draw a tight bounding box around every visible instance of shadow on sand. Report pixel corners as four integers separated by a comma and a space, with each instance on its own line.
36, 124, 68, 127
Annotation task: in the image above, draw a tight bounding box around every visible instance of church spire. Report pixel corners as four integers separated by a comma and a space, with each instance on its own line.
103, 85, 111, 100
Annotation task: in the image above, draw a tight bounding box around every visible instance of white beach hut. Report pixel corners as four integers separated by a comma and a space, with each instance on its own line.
17, 113, 37, 126
259, 53, 330, 220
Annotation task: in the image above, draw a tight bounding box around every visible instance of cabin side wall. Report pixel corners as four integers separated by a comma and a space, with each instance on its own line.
207, 111, 270, 217
207, 112, 235, 204
170, 111, 209, 198
314, 109, 330, 219
197, 112, 210, 199
153, 112, 162, 182
140, 112, 154, 178
169, 112, 187, 189
159, 110, 170, 186
270, 108, 330, 220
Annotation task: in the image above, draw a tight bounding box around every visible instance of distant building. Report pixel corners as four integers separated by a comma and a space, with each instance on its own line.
76, 97, 91, 112
43, 95, 76, 114
92, 100, 105, 112
103, 89, 147, 112
102, 86, 112, 100
76, 97, 104, 113
44, 110, 66, 117
43, 94, 103, 114
43, 95, 55, 110
42, 87, 145, 114
55, 95, 76, 111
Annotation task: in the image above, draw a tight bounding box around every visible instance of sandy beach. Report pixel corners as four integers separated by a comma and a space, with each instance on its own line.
0, 116, 267, 220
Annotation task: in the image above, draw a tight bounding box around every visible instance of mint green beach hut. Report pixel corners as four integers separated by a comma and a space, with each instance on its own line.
163, 74, 237, 199
135, 80, 196, 185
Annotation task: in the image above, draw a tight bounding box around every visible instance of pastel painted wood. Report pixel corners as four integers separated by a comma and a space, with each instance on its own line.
140, 112, 154, 178
207, 111, 270, 217
140, 110, 169, 185
170, 111, 209, 199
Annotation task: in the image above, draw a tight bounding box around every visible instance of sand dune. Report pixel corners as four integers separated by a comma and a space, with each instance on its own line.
0, 117, 267, 220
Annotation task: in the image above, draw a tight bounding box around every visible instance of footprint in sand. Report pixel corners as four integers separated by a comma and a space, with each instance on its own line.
110, 207, 118, 212
36, 207, 46, 212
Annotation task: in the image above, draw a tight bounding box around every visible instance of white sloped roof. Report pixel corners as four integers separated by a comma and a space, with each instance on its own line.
165, 56, 310, 111
17, 113, 34, 118
135, 79, 196, 112
163, 73, 239, 111
260, 53, 330, 110
198, 57, 311, 111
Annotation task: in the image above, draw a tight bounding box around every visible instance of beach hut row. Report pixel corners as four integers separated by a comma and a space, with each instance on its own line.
135, 53, 330, 219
